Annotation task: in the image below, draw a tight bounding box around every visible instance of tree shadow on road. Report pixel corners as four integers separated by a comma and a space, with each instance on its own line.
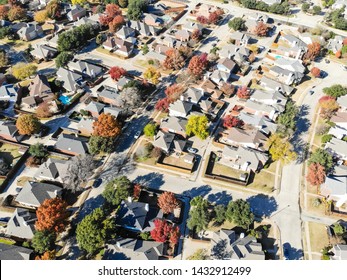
283, 242, 304, 260
133, 172, 165, 190
247, 194, 278, 219
76, 194, 105, 223
182, 185, 212, 199
207, 191, 232, 205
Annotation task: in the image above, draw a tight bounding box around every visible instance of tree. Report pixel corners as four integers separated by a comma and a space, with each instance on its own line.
36, 102, 53, 118
150, 219, 172, 242
301, 2, 310, 12
35, 198, 69, 233
163, 49, 185, 70
222, 115, 244, 129
157, 191, 178, 214
254, 22, 268, 37
319, 96, 339, 119
31, 231, 56, 254
266, 133, 297, 163
127, 0, 147, 20
197, 16, 209, 24
228, 17, 245, 31
323, 84, 347, 98
29, 143, 47, 159
0, 27, 10, 40
336, 50, 342, 59
96, 34, 105, 45
191, 29, 201, 41
93, 113, 121, 138
12, 63, 37, 80
187, 196, 210, 233
71, 0, 87, 4
120, 87, 142, 110
276, 100, 299, 136
165, 84, 184, 102
76, 207, 115, 254
143, 66, 161, 84
169, 226, 180, 246
333, 223, 346, 235
0, 51, 8, 67
308, 148, 333, 171
109, 15, 125, 32
236, 86, 251, 99
0, 5, 9, 20
109, 66, 127, 81
46, 0, 61, 19
306, 163, 326, 186
0, 158, 9, 176
55, 52, 73, 68
226, 199, 254, 229
141, 43, 149, 54
304, 42, 321, 61
208, 11, 219, 25
34, 10, 48, 23
312, 5, 321, 15
186, 115, 209, 140
119, 0, 128, 8
155, 97, 170, 112
16, 114, 41, 135
63, 155, 96, 193
214, 204, 226, 225
188, 54, 208, 78
88, 136, 115, 155
7, 5, 26, 21
35, 250, 56, 260
102, 176, 131, 206
143, 123, 158, 137
311, 67, 321, 78
187, 249, 209, 260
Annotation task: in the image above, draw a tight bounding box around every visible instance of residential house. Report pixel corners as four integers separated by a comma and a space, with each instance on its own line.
30, 44, 58, 61
54, 134, 88, 156
328, 126, 347, 139
160, 36, 176, 48
175, 29, 190, 42
217, 58, 236, 76
244, 100, 279, 120
0, 244, 33, 260
116, 26, 136, 40
146, 51, 166, 63
274, 45, 307, 60
332, 0, 347, 9
210, 70, 231, 84
325, 137, 347, 160
169, 100, 193, 118
262, 0, 281, 4
85, 101, 105, 118
327, 36, 344, 53
321, 165, 347, 207
77, 118, 94, 136
229, 31, 250, 46
223, 127, 268, 151
160, 116, 187, 138
17, 23, 43, 41
143, 13, 164, 27
274, 57, 305, 74
268, 66, 304, 85
116, 76, 132, 91
97, 86, 122, 107
182, 21, 203, 32
250, 89, 287, 111
114, 38, 134, 58
116, 198, 164, 232
238, 112, 277, 135
280, 34, 307, 49
0, 121, 24, 142
247, 13, 270, 23
67, 60, 103, 79
29, 75, 53, 101
74, 14, 101, 27
337, 95, 347, 111
104, 238, 164, 260
128, 20, 159, 36
211, 229, 265, 260
154, 44, 172, 55
330, 244, 347, 260
0, 84, 17, 102
153, 131, 186, 154
103, 36, 117, 51
199, 78, 224, 99
181, 88, 205, 104
331, 112, 347, 130
15, 181, 62, 208
259, 76, 294, 95
103, 106, 122, 120
219, 44, 250, 64
192, 3, 219, 19
6, 208, 36, 240
56, 67, 86, 93
67, 5, 86, 22
34, 158, 69, 183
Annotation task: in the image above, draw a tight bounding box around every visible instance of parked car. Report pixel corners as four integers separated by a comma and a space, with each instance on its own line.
341, 65, 347, 71
309, 90, 314, 95
134, 131, 141, 139
92, 178, 102, 188
187, 147, 198, 154
325, 59, 330, 63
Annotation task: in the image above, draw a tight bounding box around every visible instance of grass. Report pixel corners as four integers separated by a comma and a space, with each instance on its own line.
162, 155, 193, 169
0, 143, 22, 165
212, 163, 246, 179
307, 222, 329, 253
96, 46, 126, 60
134, 59, 172, 75
0, 238, 16, 245
16, 176, 31, 187
306, 195, 326, 214
247, 169, 275, 193
208, 220, 237, 232
0, 178, 4, 186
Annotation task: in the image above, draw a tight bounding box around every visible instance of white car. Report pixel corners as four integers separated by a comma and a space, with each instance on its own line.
134, 131, 141, 139
187, 147, 198, 154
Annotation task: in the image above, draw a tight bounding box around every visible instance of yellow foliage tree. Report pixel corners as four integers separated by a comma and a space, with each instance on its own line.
266, 133, 297, 164
34, 10, 48, 23
143, 66, 161, 84
12, 63, 37, 81
71, 0, 87, 4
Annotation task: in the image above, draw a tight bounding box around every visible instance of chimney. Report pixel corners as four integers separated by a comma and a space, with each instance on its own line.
240, 232, 245, 239
145, 203, 149, 212
127, 196, 132, 203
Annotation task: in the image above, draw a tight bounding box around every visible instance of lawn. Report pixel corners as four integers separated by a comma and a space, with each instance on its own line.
96, 46, 126, 60
162, 155, 193, 170
0, 237, 16, 245
212, 163, 246, 179
306, 195, 326, 215
208, 220, 237, 232
247, 169, 275, 193
307, 222, 329, 253
0, 143, 22, 165
133, 59, 172, 75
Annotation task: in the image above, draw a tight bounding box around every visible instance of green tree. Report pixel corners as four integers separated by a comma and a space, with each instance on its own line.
76, 207, 115, 255
214, 204, 226, 225
187, 196, 210, 233
31, 231, 56, 254
226, 199, 254, 229
102, 176, 131, 206
0, 27, 10, 39
12, 63, 37, 80
301, 3, 310, 12
55, 52, 73, 68
228, 17, 245, 31
333, 223, 345, 235
312, 5, 322, 15
308, 148, 333, 171
88, 136, 115, 155
29, 143, 47, 159
187, 249, 209, 260
186, 115, 209, 140
143, 123, 158, 137
141, 43, 149, 54
276, 100, 299, 136
118, 0, 128, 8
96, 34, 105, 45
127, 0, 147, 20
323, 84, 347, 98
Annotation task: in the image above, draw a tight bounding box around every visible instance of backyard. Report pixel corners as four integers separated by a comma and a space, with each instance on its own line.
212, 162, 247, 181
0, 143, 22, 167
162, 155, 194, 170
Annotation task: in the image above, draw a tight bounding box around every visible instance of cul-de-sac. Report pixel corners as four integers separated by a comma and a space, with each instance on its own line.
0, 0, 347, 261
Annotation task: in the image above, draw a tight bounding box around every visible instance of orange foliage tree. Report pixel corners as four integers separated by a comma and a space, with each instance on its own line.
236, 86, 251, 99
35, 250, 56, 260
336, 50, 342, 58
0, 5, 9, 20
36, 102, 53, 118
163, 49, 185, 70
99, 4, 122, 26
304, 42, 321, 61
311, 67, 321, 78
109, 66, 127, 80
109, 15, 125, 32
157, 191, 179, 214
16, 114, 41, 135
93, 113, 121, 137
254, 22, 268, 37
306, 163, 326, 188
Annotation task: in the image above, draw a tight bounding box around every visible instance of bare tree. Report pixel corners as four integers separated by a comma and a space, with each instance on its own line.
120, 87, 142, 111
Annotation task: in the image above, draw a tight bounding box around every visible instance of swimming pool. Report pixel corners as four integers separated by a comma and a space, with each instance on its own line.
59, 95, 72, 105
275, 55, 282, 59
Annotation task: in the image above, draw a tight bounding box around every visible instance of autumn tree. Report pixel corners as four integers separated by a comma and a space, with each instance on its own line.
7, 5, 26, 21
35, 250, 56, 260
188, 54, 208, 78
155, 98, 170, 112
46, 0, 61, 19
34, 10, 48, 23
163, 49, 185, 70
191, 29, 201, 41
222, 115, 244, 129
31, 231, 56, 254
236, 86, 251, 99
12, 63, 37, 80
99, 3, 122, 26
0, 5, 9, 20
311, 67, 321, 78
208, 11, 219, 24
0, 51, 8, 67
109, 66, 127, 81
186, 115, 209, 140
336, 50, 342, 58
169, 226, 180, 246
150, 219, 180, 246
36, 102, 53, 118
306, 163, 326, 187
165, 83, 184, 101
304, 42, 321, 61
93, 113, 121, 138
16, 114, 41, 135
102, 176, 131, 206
197, 16, 209, 24
157, 191, 179, 214
143, 66, 161, 84
319, 96, 339, 119
266, 133, 297, 164
254, 22, 268, 37
109, 15, 125, 32
35, 198, 69, 233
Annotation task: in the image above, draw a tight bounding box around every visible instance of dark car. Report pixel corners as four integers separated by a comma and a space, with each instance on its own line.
145, 104, 153, 111
92, 178, 102, 188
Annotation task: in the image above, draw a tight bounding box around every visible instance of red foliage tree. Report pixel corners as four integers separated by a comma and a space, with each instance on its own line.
0, 5, 9, 20
343, 38, 347, 46
208, 11, 219, 24
163, 49, 185, 70
109, 15, 125, 32
311, 67, 321, 78
191, 29, 201, 41
99, 4, 122, 26
188, 54, 208, 78
35, 198, 69, 233
197, 16, 209, 24
236, 86, 251, 99
133, 184, 141, 200
93, 113, 121, 137
157, 191, 179, 214
169, 226, 180, 246
336, 50, 342, 58
254, 22, 268, 37
319, 95, 336, 103
165, 84, 184, 102
304, 42, 321, 61
306, 163, 326, 187
109, 66, 127, 80
150, 219, 173, 243
223, 115, 244, 129
155, 97, 170, 112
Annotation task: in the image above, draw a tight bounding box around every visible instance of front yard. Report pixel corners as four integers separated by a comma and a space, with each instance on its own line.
162, 155, 193, 170
0, 143, 22, 166
246, 169, 276, 193
212, 163, 246, 180
306, 222, 329, 258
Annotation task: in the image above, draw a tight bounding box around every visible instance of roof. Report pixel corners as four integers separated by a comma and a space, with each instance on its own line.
56, 67, 83, 92
55, 134, 88, 155
270, 65, 304, 82
331, 111, 347, 124
116, 26, 135, 38
30, 44, 57, 59
281, 34, 307, 48
260, 76, 294, 95
325, 137, 347, 157
29, 75, 52, 97
274, 58, 305, 74
0, 244, 33, 260
34, 158, 69, 181
251, 89, 287, 104
18, 23, 42, 37
184, 87, 204, 103
153, 131, 175, 152
67, 4, 86, 18
0, 121, 19, 138
85, 101, 105, 114
210, 69, 230, 83
321, 175, 347, 196
103, 107, 122, 119
146, 51, 166, 62
169, 100, 193, 117
219, 44, 250, 59
67, 60, 103, 78
6, 208, 36, 240
245, 99, 277, 115
15, 181, 62, 208
0, 84, 17, 99
227, 127, 268, 148
182, 21, 203, 31
229, 31, 250, 42
332, 244, 347, 260
98, 86, 121, 104
117, 76, 132, 88
337, 95, 347, 108
238, 112, 277, 134
175, 29, 190, 40
160, 116, 187, 134
77, 118, 94, 134
218, 57, 236, 72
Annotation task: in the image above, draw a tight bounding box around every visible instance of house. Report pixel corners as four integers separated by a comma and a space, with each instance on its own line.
77, 118, 94, 136
34, 158, 69, 183
29, 75, 53, 101
217, 58, 236, 74
331, 112, 347, 130
325, 138, 347, 160
54, 134, 88, 156
0, 244, 33, 260
116, 26, 136, 40
268, 66, 304, 85
332, 0, 347, 9
219, 145, 268, 172
67, 5, 86, 21
68, 60, 103, 79
154, 44, 172, 55
116, 76, 132, 91
103, 36, 117, 51
247, 12, 269, 23
244, 100, 279, 120
280, 34, 307, 49
0, 121, 24, 142
259, 76, 294, 95
320, 165, 347, 207
327, 36, 344, 53
274, 58, 305, 74
56, 67, 86, 93
146, 51, 166, 63
160, 116, 187, 138
199, 78, 224, 99
211, 229, 265, 260
17, 23, 43, 41
128, 21, 159, 36
116, 198, 163, 232
175, 29, 190, 42
250, 89, 287, 109
182, 21, 203, 32
262, 0, 281, 4
114, 38, 134, 58
85, 101, 105, 118
97, 86, 122, 107
238, 112, 277, 135
219, 44, 250, 62
74, 14, 101, 27
103, 106, 122, 120
328, 126, 347, 139
337, 95, 347, 111
169, 100, 193, 118
160, 36, 176, 48
6, 208, 36, 240
330, 244, 347, 260
0, 84, 17, 102
143, 13, 164, 27
181, 87, 205, 104
15, 181, 62, 208
30, 44, 58, 61
210, 70, 231, 84
223, 127, 268, 151
104, 238, 164, 260
229, 31, 250, 46
153, 131, 186, 154
275, 45, 307, 60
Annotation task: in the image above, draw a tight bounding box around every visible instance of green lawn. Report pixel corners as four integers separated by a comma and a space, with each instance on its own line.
0, 238, 16, 245
208, 220, 237, 232
247, 169, 275, 193
0, 143, 22, 165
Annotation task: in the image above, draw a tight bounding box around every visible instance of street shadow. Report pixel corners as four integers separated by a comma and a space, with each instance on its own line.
103, 250, 131, 260
76, 194, 105, 222
283, 242, 304, 260
182, 185, 212, 198
133, 172, 165, 189
207, 191, 232, 205
127, 70, 142, 77
247, 194, 278, 218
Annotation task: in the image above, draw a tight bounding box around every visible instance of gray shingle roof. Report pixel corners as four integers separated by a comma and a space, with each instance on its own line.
85, 101, 105, 114
56, 67, 84, 92
55, 134, 87, 155
6, 208, 36, 240
160, 116, 187, 134
29, 74, 52, 97
153, 131, 175, 152
169, 100, 193, 117
68, 60, 103, 78
34, 158, 69, 182
0, 244, 33, 260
